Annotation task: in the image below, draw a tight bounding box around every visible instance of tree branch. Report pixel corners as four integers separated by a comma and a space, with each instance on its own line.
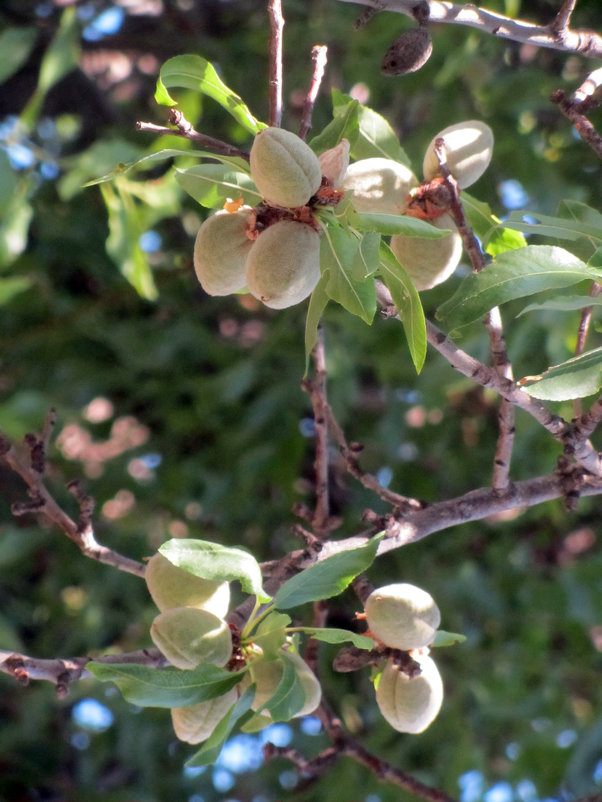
334, 0, 602, 59
298, 45, 328, 141
136, 110, 250, 160
268, 0, 284, 128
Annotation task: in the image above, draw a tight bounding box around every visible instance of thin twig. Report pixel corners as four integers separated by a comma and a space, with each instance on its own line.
334, 0, 602, 59
307, 327, 332, 536
550, 89, 602, 158
267, 0, 284, 127
136, 111, 250, 160
298, 45, 328, 141
572, 283, 602, 416
432, 140, 515, 494
551, 0, 578, 36
0, 427, 146, 577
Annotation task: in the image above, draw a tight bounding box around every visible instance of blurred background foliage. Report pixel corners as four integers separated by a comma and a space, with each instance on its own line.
0, 1, 601, 801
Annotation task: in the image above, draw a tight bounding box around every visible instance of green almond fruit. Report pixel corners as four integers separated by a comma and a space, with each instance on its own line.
342, 157, 418, 215
376, 653, 443, 734
364, 583, 441, 650
150, 607, 232, 670
390, 213, 462, 291
193, 207, 254, 296
250, 127, 322, 208
423, 120, 493, 189
145, 553, 230, 618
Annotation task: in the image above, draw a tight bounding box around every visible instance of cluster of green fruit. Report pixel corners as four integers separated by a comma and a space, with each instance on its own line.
363, 583, 444, 734
145, 553, 321, 744
193, 120, 493, 306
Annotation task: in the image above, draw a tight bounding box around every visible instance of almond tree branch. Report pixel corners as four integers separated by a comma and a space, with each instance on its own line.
550, 88, 602, 157
136, 110, 250, 160
267, 0, 284, 128
551, 0, 578, 35
298, 45, 328, 141
0, 424, 146, 578
334, 0, 602, 59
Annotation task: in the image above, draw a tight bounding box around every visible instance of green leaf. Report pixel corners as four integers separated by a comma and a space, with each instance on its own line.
354, 212, 451, 237
22, 7, 80, 126
301, 627, 375, 650
309, 100, 359, 154
155, 55, 266, 134
159, 538, 271, 602
273, 534, 383, 610
436, 245, 598, 332
100, 181, 159, 301
517, 295, 602, 317
320, 225, 376, 324
0, 276, 32, 305
332, 91, 411, 165
462, 192, 526, 256
176, 165, 261, 208
502, 209, 602, 245
378, 242, 426, 373
520, 347, 602, 401
261, 654, 305, 721
432, 630, 467, 647
0, 27, 39, 84
304, 276, 329, 371
87, 662, 244, 708
186, 686, 255, 766
251, 611, 291, 658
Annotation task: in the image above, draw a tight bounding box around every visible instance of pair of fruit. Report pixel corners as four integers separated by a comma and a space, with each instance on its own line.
145, 552, 321, 744
363, 583, 444, 734
194, 127, 340, 309
342, 120, 493, 290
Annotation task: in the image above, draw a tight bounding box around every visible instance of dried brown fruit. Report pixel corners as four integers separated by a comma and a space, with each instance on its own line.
364, 583, 441, 650
381, 26, 433, 76
376, 653, 443, 733
250, 127, 322, 208
245, 220, 321, 309
342, 158, 418, 215
390, 213, 462, 291
171, 689, 238, 744
423, 120, 494, 189
193, 207, 254, 296
145, 553, 230, 618
150, 607, 232, 670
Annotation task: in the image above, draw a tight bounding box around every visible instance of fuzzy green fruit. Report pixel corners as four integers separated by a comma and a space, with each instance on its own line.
376, 654, 443, 734
390, 213, 462, 291
245, 220, 321, 309
171, 688, 238, 744
193, 207, 254, 296
364, 583, 441, 650
145, 553, 230, 618
342, 157, 418, 215
150, 607, 232, 670
423, 120, 493, 189
250, 127, 322, 208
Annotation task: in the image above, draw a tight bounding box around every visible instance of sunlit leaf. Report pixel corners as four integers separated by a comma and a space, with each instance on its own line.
320, 225, 376, 324
517, 295, 602, 316
332, 90, 411, 165
432, 630, 467, 647
354, 213, 450, 237
301, 627, 374, 650
520, 347, 602, 401
462, 192, 526, 256
176, 164, 261, 208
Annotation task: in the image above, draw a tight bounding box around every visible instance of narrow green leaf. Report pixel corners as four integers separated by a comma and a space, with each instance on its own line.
309, 100, 359, 153
301, 627, 374, 650
176, 165, 261, 208
332, 91, 411, 165
155, 55, 266, 135
186, 687, 255, 766
502, 210, 602, 244
517, 295, 602, 317
432, 630, 467, 647
462, 192, 526, 256
262, 655, 305, 721
378, 243, 426, 373
273, 534, 384, 610
320, 225, 376, 324
159, 538, 271, 602
436, 245, 597, 332
304, 276, 329, 372
521, 347, 602, 401
354, 212, 450, 237
87, 662, 244, 708
0, 27, 39, 84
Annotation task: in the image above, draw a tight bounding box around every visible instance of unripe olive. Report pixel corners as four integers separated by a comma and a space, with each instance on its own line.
145, 553, 230, 618
342, 158, 418, 215
390, 213, 462, 291
423, 120, 493, 189
376, 654, 443, 734
150, 607, 232, 670
245, 220, 321, 309
364, 583, 441, 650
250, 127, 322, 208
318, 139, 350, 188
171, 688, 237, 744
193, 207, 254, 296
